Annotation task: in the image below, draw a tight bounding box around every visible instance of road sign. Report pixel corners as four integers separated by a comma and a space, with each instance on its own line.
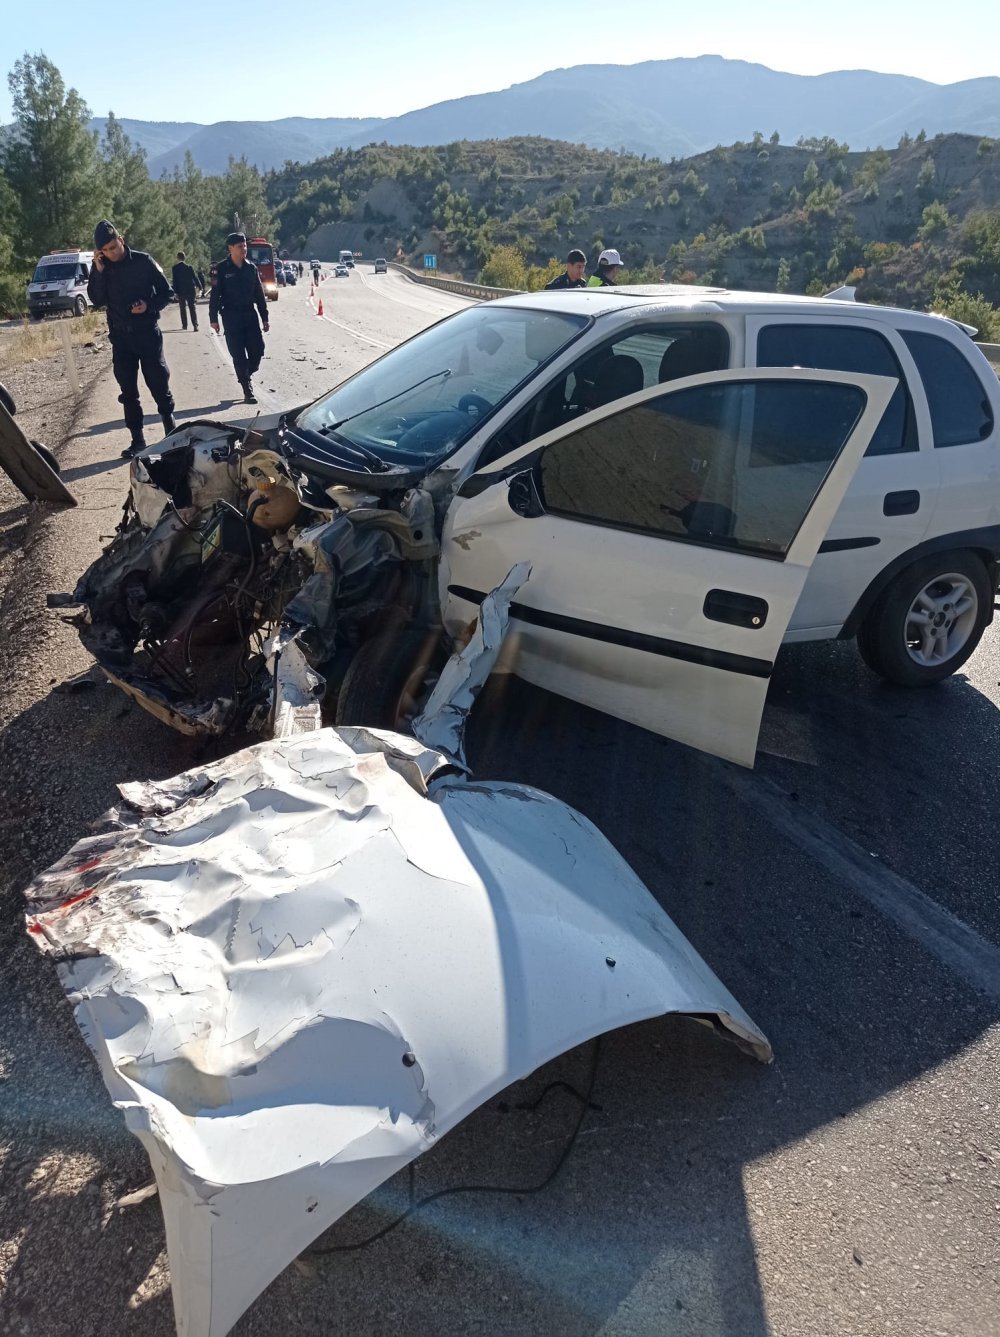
423, 254, 437, 270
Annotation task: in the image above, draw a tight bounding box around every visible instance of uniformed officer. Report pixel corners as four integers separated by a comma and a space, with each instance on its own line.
88, 219, 176, 458
209, 233, 270, 404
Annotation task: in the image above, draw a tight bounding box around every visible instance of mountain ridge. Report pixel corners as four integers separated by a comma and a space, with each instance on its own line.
86, 56, 1000, 175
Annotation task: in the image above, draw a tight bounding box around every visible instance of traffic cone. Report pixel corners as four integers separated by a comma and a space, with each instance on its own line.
317, 298, 323, 316
310, 281, 314, 296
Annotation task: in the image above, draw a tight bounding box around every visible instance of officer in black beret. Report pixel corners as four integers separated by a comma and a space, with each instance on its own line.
88, 219, 176, 457
209, 233, 270, 404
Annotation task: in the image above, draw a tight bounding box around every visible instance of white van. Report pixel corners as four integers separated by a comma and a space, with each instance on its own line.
27, 250, 94, 319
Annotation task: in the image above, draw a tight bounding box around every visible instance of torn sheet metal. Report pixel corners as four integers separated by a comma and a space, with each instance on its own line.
25, 726, 769, 1337
413, 561, 529, 769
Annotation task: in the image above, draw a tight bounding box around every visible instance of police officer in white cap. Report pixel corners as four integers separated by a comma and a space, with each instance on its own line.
587, 248, 625, 286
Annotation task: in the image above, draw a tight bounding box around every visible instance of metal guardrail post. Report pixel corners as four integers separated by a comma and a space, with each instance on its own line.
58, 320, 82, 397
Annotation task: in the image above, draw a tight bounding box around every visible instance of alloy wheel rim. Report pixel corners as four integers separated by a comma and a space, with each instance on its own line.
903, 573, 979, 667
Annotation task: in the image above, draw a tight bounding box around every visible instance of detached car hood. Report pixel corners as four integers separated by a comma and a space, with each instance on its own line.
25, 570, 770, 1337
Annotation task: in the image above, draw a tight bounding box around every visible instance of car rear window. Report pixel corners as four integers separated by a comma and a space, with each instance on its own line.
756, 323, 915, 456
900, 331, 995, 448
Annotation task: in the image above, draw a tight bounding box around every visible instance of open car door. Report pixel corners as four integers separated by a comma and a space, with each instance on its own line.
0, 388, 76, 506
442, 368, 897, 766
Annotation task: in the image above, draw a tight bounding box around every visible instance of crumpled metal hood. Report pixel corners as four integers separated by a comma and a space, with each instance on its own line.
24, 569, 770, 1337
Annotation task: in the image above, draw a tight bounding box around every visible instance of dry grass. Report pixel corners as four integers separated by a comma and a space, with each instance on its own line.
0, 313, 106, 375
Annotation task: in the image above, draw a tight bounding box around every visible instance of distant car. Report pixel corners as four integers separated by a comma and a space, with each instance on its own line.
334, 264, 349, 278
284, 265, 297, 286
374, 258, 387, 274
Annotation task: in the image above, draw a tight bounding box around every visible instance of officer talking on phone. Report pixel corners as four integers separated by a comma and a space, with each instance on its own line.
209, 232, 270, 404
88, 219, 176, 458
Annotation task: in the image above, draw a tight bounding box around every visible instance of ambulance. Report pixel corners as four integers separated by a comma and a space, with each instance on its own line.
26, 249, 95, 319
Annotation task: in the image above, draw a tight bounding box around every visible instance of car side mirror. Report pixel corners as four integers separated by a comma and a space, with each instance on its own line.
507, 469, 544, 519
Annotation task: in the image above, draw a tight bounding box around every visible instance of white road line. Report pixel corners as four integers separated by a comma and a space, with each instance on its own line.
355, 267, 476, 313
206, 329, 279, 408
319, 313, 393, 349
713, 760, 1000, 1002
303, 288, 394, 349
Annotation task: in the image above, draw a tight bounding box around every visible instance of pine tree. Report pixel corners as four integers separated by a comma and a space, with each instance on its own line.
3, 53, 104, 255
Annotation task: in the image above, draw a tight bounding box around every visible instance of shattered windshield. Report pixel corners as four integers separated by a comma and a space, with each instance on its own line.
296, 305, 589, 464
32, 263, 76, 282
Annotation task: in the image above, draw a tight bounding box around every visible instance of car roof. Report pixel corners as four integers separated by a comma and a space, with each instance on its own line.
497, 285, 973, 335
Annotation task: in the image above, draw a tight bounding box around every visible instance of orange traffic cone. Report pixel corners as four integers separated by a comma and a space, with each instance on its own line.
317, 298, 323, 316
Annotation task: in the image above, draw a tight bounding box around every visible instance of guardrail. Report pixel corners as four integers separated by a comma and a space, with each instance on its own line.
387, 263, 516, 302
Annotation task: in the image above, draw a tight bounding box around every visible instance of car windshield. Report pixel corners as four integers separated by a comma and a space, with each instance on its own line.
33, 263, 76, 282
295, 304, 589, 464
249, 245, 272, 266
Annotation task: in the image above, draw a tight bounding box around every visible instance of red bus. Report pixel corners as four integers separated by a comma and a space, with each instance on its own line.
249, 238, 279, 302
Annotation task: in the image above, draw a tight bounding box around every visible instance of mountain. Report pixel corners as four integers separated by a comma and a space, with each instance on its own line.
90, 57, 1000, 175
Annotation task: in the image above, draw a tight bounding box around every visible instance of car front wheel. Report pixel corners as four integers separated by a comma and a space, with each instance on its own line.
857, 552, 992, 686
73, 295, 87, 316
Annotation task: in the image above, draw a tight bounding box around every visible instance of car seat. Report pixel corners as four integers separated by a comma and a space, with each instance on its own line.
657, 328, 727, 383
587, 353, 644, 408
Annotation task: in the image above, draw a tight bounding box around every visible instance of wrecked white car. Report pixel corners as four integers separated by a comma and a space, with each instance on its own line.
53, 294, 897, 767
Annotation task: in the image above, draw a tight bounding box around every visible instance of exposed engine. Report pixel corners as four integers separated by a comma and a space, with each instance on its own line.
54, 421, 440, 737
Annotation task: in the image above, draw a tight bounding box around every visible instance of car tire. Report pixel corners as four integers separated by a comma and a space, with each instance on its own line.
857, 552, 992, 686
73, 295, 87, 317
0, 383, 16, 416
335, 626, 445, 732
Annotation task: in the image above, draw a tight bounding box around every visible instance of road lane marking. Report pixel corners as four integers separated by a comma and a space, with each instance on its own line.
712, 760, 1000, 1003
304, 290, 394, 350
319, 313, 393, 349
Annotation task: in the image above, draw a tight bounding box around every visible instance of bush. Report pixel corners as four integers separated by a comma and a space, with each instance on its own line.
478, 245, 527, 289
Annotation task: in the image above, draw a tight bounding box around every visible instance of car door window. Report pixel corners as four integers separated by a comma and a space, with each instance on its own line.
900, 331, 995, 447
756, 323, 914, 456
479, 323, 729, 467
536, 378, 867, 559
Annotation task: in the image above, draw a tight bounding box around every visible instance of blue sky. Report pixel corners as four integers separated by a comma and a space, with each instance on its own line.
3, 0, 997, 124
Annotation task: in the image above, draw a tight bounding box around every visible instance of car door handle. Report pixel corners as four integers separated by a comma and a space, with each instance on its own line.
883, 490, 920, 516
703, 589, 769, 628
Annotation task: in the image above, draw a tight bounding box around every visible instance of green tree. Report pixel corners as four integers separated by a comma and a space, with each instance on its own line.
918, 200, 952, 242
0, 169, 29, 313
479, 244, 526, 289
100, 113, 180, 262
776, 256, 791, 292
2, 53, 105, 255
217, 158, 276, 252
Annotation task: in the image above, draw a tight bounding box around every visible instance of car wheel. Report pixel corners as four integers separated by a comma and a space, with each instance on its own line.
73, 295, 87, 317
0, 383, 16, 416
857, 552, 992, 686
335, 626, 445, 732
30, 440, 61, 475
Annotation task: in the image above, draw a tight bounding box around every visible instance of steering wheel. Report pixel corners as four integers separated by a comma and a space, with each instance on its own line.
458, 393, 492, 420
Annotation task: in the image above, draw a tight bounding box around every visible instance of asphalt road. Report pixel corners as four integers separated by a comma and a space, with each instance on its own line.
1, 269, 998, 1337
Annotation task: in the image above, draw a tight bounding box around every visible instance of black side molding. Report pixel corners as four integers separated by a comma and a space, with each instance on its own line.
818, 536, 881, 553
448, 585, 774, 679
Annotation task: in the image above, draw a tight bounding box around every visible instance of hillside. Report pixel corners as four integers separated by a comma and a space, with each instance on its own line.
264, 132, 1000, 316
88, 57, 1000, 175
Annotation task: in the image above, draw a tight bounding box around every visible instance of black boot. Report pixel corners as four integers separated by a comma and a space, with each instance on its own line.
122, 433, 146, 459
161, 411, 176, 437
242, 379, 257, 405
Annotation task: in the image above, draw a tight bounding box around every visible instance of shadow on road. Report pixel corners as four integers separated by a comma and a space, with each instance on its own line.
1, 637, 998, 1334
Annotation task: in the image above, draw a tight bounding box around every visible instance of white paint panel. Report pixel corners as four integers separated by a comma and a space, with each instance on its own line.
443, 369, 897, 766
25, 726, 770, 1337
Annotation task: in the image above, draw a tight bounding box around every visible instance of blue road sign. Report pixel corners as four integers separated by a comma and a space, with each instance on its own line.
423, 254, 437, 270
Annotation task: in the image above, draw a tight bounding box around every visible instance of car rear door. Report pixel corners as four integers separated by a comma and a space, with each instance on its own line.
441, 368, 896, 766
